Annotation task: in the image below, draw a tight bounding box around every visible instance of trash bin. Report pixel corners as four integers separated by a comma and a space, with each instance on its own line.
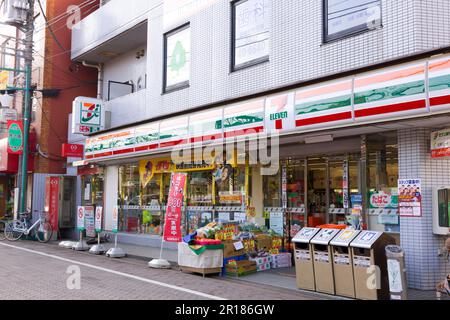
292, 227, 321, 291
311, 228, 341, 294
385, 245, 408, 300
351, 231, 395, 300
330, 229, 361, 298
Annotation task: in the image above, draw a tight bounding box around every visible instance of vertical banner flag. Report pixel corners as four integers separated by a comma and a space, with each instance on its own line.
163, 173, 187, 243
95, 207, 103, 233
112, 206, 119, 233
45, 177, 60, 231
77, 206, 85, 231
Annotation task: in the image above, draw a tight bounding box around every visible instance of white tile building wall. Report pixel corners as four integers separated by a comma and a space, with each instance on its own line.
398, 128, 450, 290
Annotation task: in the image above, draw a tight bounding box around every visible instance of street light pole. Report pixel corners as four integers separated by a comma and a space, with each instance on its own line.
19, 0, 35, 213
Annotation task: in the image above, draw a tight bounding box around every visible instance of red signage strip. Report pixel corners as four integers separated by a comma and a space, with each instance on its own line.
61, 143, 84, 158
163, 173, 187, 243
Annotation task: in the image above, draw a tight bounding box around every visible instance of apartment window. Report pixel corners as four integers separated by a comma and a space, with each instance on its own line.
324, 0, 382, 42
231, 0, 271, 71
163, 23, 191, 93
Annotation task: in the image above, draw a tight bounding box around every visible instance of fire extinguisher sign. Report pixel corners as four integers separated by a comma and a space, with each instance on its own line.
77, 206, 86, 231
95, 207, 103, 233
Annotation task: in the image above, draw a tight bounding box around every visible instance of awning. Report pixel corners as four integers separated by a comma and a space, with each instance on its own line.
0, 138, 34, 174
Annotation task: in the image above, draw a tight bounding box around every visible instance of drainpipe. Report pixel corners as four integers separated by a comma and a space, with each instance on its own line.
82, 61, 103, 100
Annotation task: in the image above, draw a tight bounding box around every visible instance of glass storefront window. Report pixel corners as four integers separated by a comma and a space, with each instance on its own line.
367, 133, 399, 233
307, 157, 328, 226
81, 173, 104, 207
119, 164, 163, 235
188, 171, 213, 206
263, 173, 280, 207
216, 165, 246, 206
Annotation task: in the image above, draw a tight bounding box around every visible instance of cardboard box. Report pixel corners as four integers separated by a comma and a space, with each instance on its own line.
226, 260, 257, 277
223, 240, 246, 258
249, 256, 272, 265
256, 235, 272, 251
271, 261, 292, 269
257, 262, 271, 272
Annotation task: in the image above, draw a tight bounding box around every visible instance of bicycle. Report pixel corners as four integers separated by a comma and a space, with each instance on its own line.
4, 211, 53, 243
0, 213, 13, 241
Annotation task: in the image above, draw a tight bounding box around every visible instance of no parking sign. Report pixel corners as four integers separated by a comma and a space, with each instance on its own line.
77, 207, 85, 231
95, 207, 103, 233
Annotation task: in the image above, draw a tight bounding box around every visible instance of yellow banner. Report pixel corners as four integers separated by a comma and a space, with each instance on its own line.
0, 71, 9, 90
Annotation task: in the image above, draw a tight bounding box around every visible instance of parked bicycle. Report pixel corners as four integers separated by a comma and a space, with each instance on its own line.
0, 213, 13, 241
4, 211, 53, 243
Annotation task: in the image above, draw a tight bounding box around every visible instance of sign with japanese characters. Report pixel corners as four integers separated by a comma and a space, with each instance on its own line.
112, 206, 119, 233
398, 179, 422, 217
431, 128, 450, 158
163, 173, 187, 242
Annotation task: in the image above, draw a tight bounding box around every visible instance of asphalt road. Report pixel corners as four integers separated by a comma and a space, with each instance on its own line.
0, 241, 326, 301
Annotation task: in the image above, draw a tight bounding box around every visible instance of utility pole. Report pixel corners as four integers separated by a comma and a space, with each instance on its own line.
18, 0, 35, 213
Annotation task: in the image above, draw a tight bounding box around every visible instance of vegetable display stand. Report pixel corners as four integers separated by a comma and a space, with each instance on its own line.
178, 242, 224, 278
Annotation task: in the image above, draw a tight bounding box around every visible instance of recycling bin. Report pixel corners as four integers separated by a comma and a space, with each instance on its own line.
292, 227, 321, 291
350, 231, 395, 300
330, 229, 361, 298
385, 245, 408, 300
311, 228, 341, 294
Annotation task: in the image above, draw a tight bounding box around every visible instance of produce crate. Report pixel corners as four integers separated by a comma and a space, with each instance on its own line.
225, 260, 257, 277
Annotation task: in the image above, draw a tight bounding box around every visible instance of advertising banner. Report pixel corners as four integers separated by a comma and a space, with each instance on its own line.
398, 179, 422, 217
163, 173, 187, 243
61, 143, 84, 158
369, 190, 398, 209
95, 206, 103, 232
7, 120, 24, 155
45, 177, 60, 231
77, 206, 85, 231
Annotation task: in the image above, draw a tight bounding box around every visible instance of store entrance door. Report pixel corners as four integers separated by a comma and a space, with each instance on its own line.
306, 157, 328, 227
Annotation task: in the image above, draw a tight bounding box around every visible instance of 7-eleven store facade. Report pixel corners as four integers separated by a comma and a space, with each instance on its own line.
77, 53, 450, 290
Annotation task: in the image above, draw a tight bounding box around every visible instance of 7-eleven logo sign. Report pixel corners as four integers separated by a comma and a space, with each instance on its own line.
81, 102, 101, 126
266, 93, 295, 132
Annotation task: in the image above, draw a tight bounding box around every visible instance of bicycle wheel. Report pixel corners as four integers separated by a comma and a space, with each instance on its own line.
35, 222, 53, 243
0, 221, 5, 241
4, 220, 25, 241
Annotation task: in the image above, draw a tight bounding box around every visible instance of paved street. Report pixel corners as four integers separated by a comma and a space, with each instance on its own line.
0, 241, 327, 300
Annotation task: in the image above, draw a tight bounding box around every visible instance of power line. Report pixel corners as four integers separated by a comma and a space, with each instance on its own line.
37, 0, 66, 52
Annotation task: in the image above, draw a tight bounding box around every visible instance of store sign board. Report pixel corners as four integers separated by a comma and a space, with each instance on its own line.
223, 99, 265, 138
77, 206, 85, 231
83, 55, 450, 162
398, 179, 422, 217
431, 128, 450, 158
163, 173, 187, 242
265, 93, 295, 132
159, 116, 188, 148
7, 120, 24, 155
72, 97, 105, 135
61, 143, 84, 158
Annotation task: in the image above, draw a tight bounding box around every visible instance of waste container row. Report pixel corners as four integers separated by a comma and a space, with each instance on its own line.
292, 228, 396, 300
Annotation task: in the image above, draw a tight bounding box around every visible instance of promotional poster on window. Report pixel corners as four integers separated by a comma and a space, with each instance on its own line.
398, 179, 422, 217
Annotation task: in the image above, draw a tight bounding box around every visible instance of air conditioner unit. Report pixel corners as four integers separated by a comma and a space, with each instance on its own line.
0, 107, 18, 123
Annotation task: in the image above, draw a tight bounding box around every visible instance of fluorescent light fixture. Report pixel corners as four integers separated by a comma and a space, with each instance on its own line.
304, 134, 334, 144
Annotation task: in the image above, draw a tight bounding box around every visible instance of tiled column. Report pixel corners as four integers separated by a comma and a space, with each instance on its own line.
398, 128, 450, 290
